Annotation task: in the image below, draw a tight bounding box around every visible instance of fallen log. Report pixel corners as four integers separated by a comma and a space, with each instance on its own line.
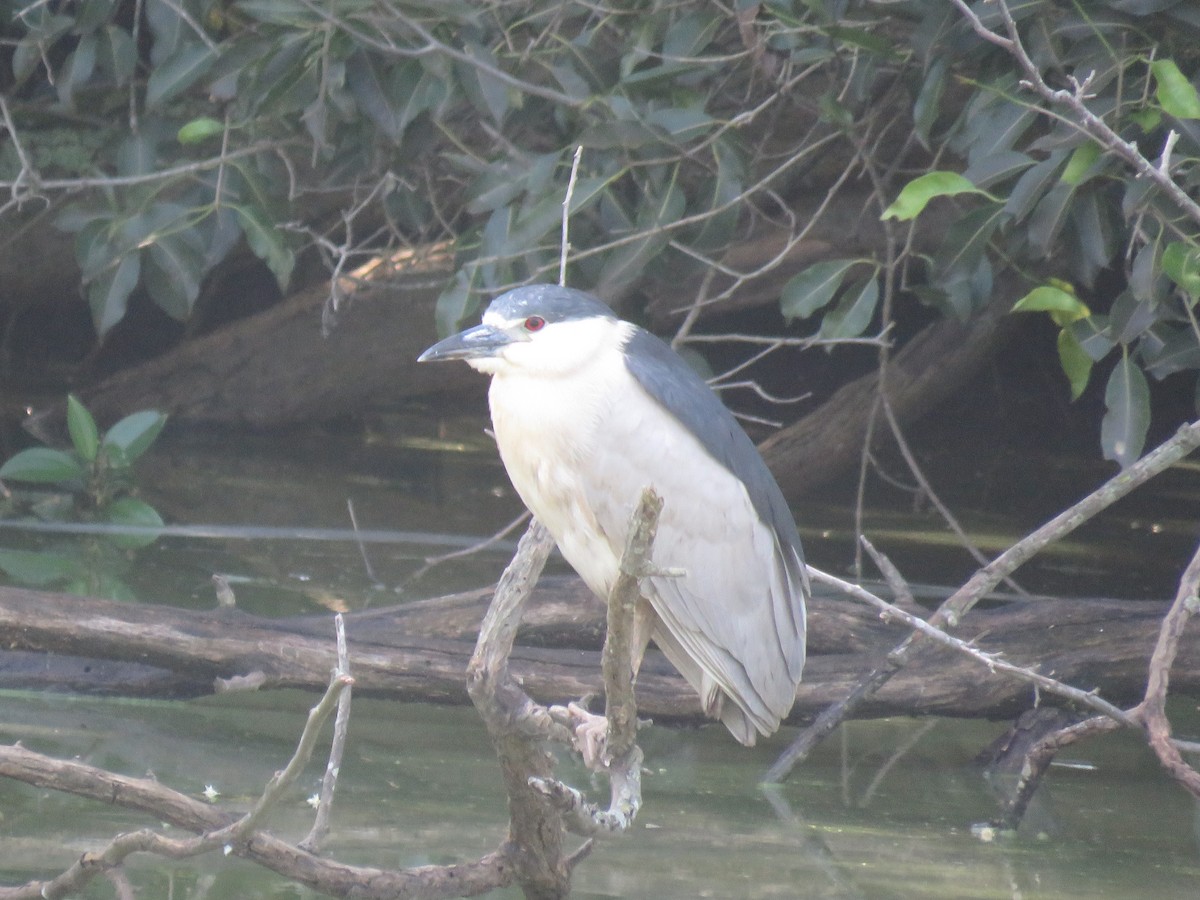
23, 255, 475, 439
1, 580, 1193, 723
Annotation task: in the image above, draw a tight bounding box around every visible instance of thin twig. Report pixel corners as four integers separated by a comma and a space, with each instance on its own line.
878, 394, 1029, 598
230, 667, 355, 841
811, 566, 1138, 725
560, 145, 583, 286
405, 510, 531, 586
767, 418, 1200, 780
949, 0, 1200, 228
300, 613, 353, 853
530, 489, 659, 836
346, 498, 381, 587
1134, 540, 1200, 797
0, 139, 297, 193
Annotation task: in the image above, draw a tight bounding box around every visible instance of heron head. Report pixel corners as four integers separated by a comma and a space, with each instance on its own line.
418, 284, 627, 377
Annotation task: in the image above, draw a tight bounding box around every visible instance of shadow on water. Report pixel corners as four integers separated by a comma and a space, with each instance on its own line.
1, 413, 1199, 897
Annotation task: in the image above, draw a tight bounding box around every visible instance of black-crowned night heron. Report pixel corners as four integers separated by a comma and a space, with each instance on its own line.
419, 284, 807, 747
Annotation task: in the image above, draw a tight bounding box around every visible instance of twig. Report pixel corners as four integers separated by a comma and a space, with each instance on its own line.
405, 509, 531, 586
858, 535, 916, 612
345, 498, 381, 587
296, 0, 584, 108
990, 714, 1121, 830
0, 139, 297, 193
466, 518, 561, 738
530, 489, 659, 836
560, 145, 583, 287
878, 394, 1029, 598
949, 0, 1200, 229
0, 740, 514, 899
155, 0, 218, 51
0, 661, 354, 899
1134, 540, 1200, 797
0, 95, 39, 212
797, 566, 1137, 715
763, 415, 1200, 793
603, 488, 660, 762
465, 519, 573, 894
300, 613, 353, 853
228, 665, 355, 841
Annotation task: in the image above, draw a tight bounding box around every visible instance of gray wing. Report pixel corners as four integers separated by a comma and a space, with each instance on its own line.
585, 328, 807, 739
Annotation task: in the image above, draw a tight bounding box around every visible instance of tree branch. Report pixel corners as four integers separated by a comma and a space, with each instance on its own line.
768, 419, 1200, 779
949, 0, 1200, 228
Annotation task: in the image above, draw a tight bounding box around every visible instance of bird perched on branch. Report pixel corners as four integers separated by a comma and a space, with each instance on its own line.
419, 284, 807, 748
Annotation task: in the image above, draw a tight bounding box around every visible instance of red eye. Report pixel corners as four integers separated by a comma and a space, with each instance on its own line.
523, 315, 545, 332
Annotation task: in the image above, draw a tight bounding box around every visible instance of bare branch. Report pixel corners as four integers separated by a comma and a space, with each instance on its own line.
300, 613, 354, 853
1135, 540, 1200, 797
950, 0, 1200, 228
531, 489, 660, 836
560, 145, 583, 286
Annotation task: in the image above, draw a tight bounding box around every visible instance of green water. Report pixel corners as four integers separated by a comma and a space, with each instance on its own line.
1, 418, 1199, 897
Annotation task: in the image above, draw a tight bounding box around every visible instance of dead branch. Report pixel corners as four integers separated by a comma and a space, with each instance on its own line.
767, 418, 1200, 779
0, 620, 521, 899
950, 0, 1200, 229
1135, 540, 1200, 797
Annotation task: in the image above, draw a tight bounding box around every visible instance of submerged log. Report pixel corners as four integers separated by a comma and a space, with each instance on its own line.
1, 580, 1194, 724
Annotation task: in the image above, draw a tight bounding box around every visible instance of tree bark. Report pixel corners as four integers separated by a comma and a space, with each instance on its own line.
760, 287, 1018, 500
1, 581, 1193, 723
23, 261, 478, 440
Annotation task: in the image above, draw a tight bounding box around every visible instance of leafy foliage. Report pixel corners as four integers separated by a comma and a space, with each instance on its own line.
2, 0, 1199, 464
0, 396, 167, 594
888, 0, 1200, 465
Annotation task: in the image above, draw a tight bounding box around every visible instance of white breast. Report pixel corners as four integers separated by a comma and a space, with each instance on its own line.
485, 322, 635, 598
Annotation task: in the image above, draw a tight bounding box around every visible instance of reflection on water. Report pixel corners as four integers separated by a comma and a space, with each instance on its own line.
1, 418, 1199, 897
2, 692, 1198, 898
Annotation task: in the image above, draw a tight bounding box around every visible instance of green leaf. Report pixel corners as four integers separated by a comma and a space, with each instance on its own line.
1128, 108, 1162, 131
819, 276, 879, 341
146, 42, 219, 108
66, 395, 100, 462
1143, 326, 1200, 379
1060, 142, 1102, 186
1068, 315, 1114, 362
1026, 181, 1076, 254
99, 25, 137, 85
1057, 329, 1092, 401
106, 497, 165, 549
912, 58, 947, 149
462, 41, 509, 123
57, 33, 97, 107
434, 270, 475, 337
1011, 285, 1091, 326
0, 549, 82, 587
1162, 242, 1200, 299
961, 151, 1034, 189
87, 252, 141, 337
880, 171, 994, 221
177, 117, 225, 144
932, 203, 1005, 282
1005, 152, 1068, 222
1150, 59, 1200, 120
103, 410, 167, 462
144, 235, 205, 320
345, 52, 427, 141
233, 203, 294, 291
780, 259, 860, 321
12, 15, 74, 82
662, 10, 721, 58
0, 447, 86, 483
1100, 354, 1151, 469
